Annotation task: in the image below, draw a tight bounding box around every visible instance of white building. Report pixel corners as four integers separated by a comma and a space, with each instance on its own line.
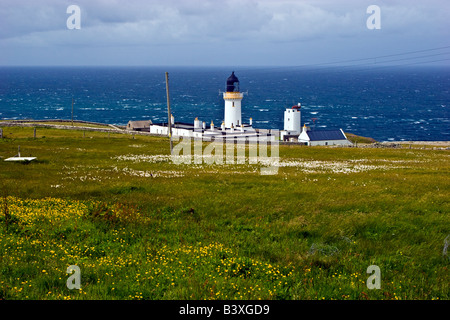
223, 72, 243, 129
284, 103, 301, 132
143, 71, 351, 146
147, 72, 275, 142
280, 103, 301, 141
298, 124, 352, 146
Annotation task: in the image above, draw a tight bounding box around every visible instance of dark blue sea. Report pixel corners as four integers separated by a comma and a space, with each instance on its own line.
0, 66, 448, 141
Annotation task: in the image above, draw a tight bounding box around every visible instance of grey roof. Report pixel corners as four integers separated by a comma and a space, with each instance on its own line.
127, 120, 152, 127
153, 122, 195, 129
307, 129, 346, 141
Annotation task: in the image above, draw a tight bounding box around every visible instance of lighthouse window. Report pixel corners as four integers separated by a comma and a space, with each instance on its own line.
232, 102, 235, 107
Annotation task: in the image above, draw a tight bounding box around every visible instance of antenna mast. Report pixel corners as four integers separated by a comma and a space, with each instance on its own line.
165, 72, 173, 154
71, 98, 74, 127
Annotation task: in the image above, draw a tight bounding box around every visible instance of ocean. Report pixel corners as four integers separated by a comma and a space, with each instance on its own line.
0, 66, 448, 141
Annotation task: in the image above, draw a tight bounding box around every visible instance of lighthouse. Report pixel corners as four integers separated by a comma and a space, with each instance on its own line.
223, 71, 243, 128
284, 103, 301, 133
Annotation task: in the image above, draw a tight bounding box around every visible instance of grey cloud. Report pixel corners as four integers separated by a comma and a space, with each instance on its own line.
0, 0, 448, 66
1, 0, 448, 44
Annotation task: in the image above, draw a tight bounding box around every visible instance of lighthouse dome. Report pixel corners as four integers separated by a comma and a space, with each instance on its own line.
226, 71, 240, 92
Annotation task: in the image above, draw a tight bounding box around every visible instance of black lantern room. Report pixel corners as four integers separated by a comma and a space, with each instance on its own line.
226, 71, 239, 92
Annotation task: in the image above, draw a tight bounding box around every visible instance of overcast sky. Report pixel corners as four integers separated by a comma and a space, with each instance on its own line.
0, 0, 449, 66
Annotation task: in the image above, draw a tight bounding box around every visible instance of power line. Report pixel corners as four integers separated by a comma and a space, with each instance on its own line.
297, 57, 449, 77
309, 51, 450, 73
236, 45, 450, 73
302, 45, 450, 67
359, 52, 450, 66
346, 57, 450, 72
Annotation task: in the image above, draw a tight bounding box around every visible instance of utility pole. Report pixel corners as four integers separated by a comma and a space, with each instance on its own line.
165, 72, 173, 155
71, 98, 74, 127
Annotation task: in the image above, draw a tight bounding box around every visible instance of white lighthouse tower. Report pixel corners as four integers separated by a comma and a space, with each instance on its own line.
280, 103, 302, 141
223, 71, 243, 128
284, 103, 301, 133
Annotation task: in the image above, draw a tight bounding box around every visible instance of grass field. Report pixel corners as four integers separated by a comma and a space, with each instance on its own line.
0, 125, 448, 300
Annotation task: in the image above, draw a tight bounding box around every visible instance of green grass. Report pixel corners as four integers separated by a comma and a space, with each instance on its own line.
344, 132, 377, 144
0, 120, 114, 129
0, 126, 449, 300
